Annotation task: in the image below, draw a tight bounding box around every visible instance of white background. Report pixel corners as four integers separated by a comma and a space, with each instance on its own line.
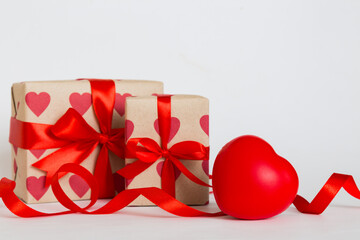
0, 0, 360, 239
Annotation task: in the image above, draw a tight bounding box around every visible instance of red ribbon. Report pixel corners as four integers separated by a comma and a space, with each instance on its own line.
117, 96, 210, 197
0, 164, 224, 217
0, 165, 359, 218
294, 173, 360, 214
9, 80, 125, 198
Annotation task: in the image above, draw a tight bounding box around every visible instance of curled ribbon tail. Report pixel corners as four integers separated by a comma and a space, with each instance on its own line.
294, 173, 360, 214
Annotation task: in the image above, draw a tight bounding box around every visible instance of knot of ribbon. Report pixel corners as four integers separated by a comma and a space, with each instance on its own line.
9, 80, 125, 198
117, 96, 210, 197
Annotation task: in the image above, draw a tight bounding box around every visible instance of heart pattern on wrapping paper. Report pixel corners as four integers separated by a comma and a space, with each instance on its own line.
113, 173, 125, 193
26, 176, 49, 201
125, 120, 134, 142
125, 178, 134, 188
154, 117, 180, 143
200, 115, 209, 136
202, 160, 209, 176
25, 92, 50, 117
115, 93, 132, 117
69, 175, 90, 198
30, 149, 46, 159
156, 161, 181, 180
12, 145, 18, 155
13, 158, 17, 174
69, 93, 92, 116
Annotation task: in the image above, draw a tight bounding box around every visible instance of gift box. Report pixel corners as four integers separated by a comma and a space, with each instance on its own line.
9, 79, 163, 203
120, 95, 210, 206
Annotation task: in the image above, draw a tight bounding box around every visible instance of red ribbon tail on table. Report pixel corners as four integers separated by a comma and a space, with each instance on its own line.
293, 173, 360, 214
0, 164, 223, 218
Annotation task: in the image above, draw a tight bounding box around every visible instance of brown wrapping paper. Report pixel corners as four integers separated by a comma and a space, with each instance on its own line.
11, 79, 163, 203
125, 95, 209, 206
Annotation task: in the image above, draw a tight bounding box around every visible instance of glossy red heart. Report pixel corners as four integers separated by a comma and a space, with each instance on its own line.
212, 135, 298, 220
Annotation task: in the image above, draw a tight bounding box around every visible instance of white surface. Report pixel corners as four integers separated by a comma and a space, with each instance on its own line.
1, 0, 360, 239
1, 196, 360, 240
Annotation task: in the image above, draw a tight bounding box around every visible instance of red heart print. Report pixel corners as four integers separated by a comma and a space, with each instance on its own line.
25, 92, 50, 117
13, 158, 18, 174
30, 149, 46, 159
69, 93, 92, 115
69, 175, 90, 198
26, 176, 49, 201
154, 117, 180, 143
12, 145, 18, 155
113, 173, 125, 193
125, 178, 134, 187
200, 115, 209, 136
125, 120, 134, 142
115, 93, 132, 117
202, 160, 209, 176
156, 161, 181, 180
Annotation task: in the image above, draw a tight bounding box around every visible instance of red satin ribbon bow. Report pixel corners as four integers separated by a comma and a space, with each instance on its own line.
9, 80, 124, 198
117, 96, 210, 197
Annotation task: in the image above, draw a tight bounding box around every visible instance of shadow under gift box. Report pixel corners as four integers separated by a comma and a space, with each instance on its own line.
124, 95, 210, 206
10, 79, 163, 204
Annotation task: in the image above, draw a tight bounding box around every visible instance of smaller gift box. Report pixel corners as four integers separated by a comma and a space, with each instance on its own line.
9, 79, 163, 203
119, 95, 210, 206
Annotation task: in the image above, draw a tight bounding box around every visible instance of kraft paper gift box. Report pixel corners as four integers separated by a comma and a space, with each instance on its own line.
123, 95, 210, 206
10, 79, 163, 203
